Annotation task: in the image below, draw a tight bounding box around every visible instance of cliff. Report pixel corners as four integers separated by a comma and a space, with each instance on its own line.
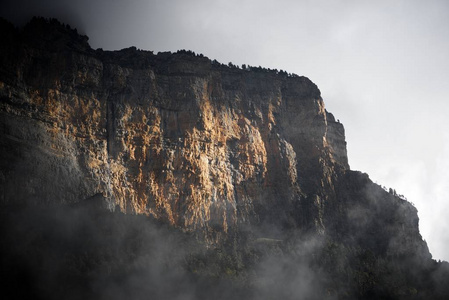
0, 17, 350, 239
0, 17, 447, 299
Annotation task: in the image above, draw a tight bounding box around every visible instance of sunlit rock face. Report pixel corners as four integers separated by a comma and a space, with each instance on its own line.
0, 18, 428, 259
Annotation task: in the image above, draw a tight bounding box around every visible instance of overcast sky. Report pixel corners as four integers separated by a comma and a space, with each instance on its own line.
1, 0, 448, 261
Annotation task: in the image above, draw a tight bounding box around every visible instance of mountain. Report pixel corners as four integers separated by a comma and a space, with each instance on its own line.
1, 17, 448, 299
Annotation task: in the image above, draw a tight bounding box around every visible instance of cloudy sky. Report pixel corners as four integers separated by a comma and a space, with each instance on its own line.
1, 0, 448, 261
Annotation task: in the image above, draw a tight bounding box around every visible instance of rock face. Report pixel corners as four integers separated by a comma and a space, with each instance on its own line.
3, 17, 449, 300
0, 17, 427, 256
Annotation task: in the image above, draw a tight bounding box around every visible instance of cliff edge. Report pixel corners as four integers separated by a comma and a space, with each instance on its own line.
0, 17, 447, 299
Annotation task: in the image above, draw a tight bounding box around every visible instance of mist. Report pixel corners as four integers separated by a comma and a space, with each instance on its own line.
0, 201, 338, 300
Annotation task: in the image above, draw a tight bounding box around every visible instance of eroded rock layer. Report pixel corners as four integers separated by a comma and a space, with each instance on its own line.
0, 18, 344, 237
0, 18, 426, 258
3, 18, 448, 300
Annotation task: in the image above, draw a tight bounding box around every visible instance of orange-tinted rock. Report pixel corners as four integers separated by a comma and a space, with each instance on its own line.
1, 19, 425, 255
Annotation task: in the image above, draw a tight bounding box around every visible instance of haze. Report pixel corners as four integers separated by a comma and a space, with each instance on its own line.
1, 0, 448, 261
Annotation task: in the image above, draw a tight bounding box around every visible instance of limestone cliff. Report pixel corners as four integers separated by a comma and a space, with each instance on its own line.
0, 17, 425, 255
2, 17, 448, 300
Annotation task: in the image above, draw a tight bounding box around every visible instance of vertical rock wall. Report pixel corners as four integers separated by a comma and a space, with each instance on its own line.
0, 18, 429, 259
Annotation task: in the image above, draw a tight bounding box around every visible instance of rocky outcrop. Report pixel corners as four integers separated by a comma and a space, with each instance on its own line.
0, 17, 426, 256
2, 17, 448, 300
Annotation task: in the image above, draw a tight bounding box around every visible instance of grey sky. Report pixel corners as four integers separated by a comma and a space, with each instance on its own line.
1, 0, 448, 261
